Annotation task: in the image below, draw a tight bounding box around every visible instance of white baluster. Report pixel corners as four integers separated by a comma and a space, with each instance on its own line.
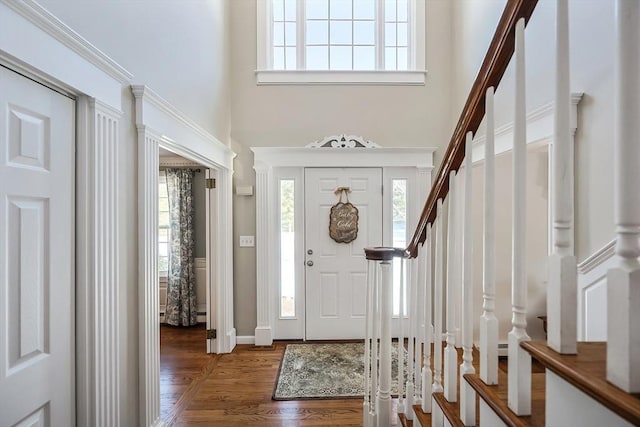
460, 132, 476, 426
371, 263, 379, 426
608, 0, 640, 393
398, 258, 405, 414
480, 86, 499, 386
364, 260, 373, 427
413, 256, 423, 406
548, 0, 577, 355
421, 225, 433, 413
405, 256, 415, 418
444, 172, 458, 402
508, 17, 532, 416
433, 200, 444, 398
378, 260, 393, 426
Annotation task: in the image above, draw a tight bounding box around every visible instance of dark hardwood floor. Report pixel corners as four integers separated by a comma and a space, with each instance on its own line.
160, 324, 405, 426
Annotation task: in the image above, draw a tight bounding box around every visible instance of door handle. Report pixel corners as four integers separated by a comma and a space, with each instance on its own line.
306, 260, 314, 267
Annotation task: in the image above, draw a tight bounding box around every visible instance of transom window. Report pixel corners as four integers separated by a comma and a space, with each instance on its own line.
257, 0, 425, 84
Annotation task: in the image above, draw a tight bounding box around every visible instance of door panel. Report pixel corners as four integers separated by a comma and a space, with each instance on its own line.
304, 168, 382, 340
0, 67, 75, 426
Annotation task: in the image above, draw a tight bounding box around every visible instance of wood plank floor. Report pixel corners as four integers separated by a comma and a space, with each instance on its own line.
160, 324, 404, 426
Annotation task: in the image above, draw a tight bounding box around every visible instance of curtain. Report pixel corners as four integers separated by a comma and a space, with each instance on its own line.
165, 168, 197, 326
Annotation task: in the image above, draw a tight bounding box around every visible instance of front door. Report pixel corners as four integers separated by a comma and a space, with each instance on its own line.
0, 66, 75, 425
304, 168, 382, 340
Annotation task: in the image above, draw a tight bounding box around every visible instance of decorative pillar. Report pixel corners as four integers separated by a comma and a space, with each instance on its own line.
377, 260, 393, 426
254, 163, 273, 345
76, 97, 122, 427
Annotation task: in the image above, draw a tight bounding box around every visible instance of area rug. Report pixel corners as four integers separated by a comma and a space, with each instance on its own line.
273, 342, 407, 400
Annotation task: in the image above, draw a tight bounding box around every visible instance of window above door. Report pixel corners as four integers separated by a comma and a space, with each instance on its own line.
256, 0, 426, 85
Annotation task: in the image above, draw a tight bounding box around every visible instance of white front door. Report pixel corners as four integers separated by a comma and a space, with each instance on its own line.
0, 67, 75, 426
304, 168, 382, 340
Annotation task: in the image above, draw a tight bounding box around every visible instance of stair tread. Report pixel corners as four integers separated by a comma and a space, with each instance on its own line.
522, 341, 640, 426
464, 368, 546, 427
399, 408, 432, 427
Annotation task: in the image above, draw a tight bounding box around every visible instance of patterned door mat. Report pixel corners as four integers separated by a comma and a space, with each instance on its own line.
273, 342, 407, 400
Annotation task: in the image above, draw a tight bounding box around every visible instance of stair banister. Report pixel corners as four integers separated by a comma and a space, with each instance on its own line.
432, 200, 444, 396
609, 0, 640, 394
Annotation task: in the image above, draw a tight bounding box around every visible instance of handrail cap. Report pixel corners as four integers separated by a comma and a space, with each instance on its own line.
364, 247, 407, 261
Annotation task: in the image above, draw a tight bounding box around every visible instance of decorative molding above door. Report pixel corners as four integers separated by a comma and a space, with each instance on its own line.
307, 134, 381, 149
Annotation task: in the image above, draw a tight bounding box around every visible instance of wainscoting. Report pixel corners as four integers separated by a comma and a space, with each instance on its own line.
160, 257, 207, 323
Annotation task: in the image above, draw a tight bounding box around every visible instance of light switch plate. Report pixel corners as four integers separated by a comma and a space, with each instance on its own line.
239, 235, 255, 247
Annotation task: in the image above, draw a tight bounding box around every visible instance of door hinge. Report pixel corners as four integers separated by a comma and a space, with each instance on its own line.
206, 178, 216, 189
206, 329, 217, 339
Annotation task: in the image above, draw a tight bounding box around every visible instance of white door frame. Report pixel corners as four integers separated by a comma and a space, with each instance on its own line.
252, 136, 436, 345
132, 85, 236, 425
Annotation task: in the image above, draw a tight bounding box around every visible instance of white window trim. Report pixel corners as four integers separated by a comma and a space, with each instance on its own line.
256, 0, 426, 85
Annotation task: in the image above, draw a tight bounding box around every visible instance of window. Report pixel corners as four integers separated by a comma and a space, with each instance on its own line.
280, 179, 296, 318
257, 0, 426, 84
159, 171, 170, 277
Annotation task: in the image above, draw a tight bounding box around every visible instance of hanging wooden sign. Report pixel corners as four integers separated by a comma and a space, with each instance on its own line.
329, 187, 359, 244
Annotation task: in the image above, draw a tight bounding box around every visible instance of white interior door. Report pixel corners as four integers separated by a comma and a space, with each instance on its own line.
0, 67, 75, 425
304, 168, 382, 340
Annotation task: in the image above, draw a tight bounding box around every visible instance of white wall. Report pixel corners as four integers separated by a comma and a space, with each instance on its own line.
451, 0, 616, 263
471, 147, 550, 344
229, 0, 456, 336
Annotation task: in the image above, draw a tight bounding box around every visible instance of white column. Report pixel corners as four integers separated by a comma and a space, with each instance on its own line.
421, 224, 433, 413
413, 256, 423, 406
480, 87, 499, 386
608, 0, 640, 393
377, 260, 393, 427
76, 97, 122, 427
433, 199, 444, 396
254, 164, 273, 345
548, 0, 578, 355
508, 18, 532, 416
444, 172, 458, 402
460, 132, 476, 426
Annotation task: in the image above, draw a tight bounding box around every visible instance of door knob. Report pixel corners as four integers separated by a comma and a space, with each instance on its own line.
306, 260, 314, 267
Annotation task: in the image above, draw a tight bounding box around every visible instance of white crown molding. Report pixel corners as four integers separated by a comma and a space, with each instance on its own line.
577, 239, 616, 275
1, 0, 132, 83
471, 92, 584, 162
131, 85, 235, 170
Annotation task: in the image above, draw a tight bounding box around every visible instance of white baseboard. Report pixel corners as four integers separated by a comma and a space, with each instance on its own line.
236, 336, 255, 345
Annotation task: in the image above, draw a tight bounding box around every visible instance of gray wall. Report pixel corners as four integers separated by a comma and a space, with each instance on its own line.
229, 0, 457, 336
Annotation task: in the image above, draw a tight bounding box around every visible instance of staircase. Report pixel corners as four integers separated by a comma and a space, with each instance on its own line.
362, 0, 640, 426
